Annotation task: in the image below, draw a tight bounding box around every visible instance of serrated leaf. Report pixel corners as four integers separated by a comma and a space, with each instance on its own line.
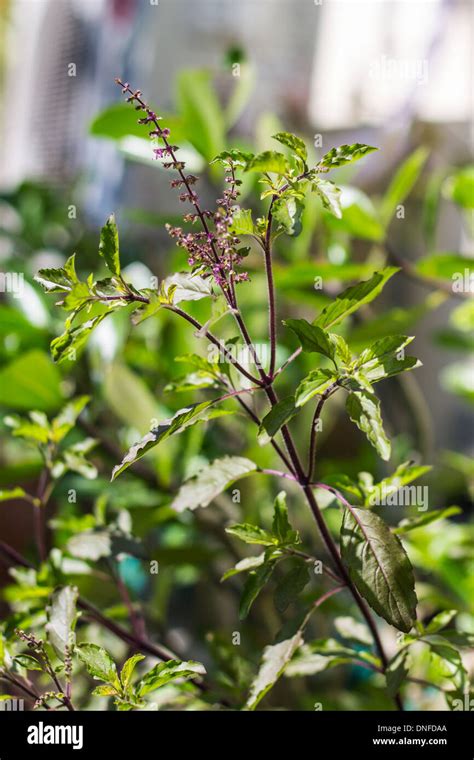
120, 654, 145, 690
51, 396, 90, 443
245, 151, 291, 175
92, 684, 119, 697
314, 268, 398, 330
245, 631, 303, 709
51, 314, 108, 364
346, 390, 391, 461
76, 643, 119, 686
286, 638, 379, 677
355, 335, 421, 383
211, 149, 254, 169
284, 319, 335, 360
111, 401, 233, 480
340, 507, 417, 632
320, 143, 377, 169
161, 272, 212, 305
45, 586, 78, 660
272, 132, 307, 163
221, 553, 266, 581
171, 456, 257, 512
229, 208, 254, 236
99, 214, 121, 276
313, 179, 342, 218
295, 368, 337, 408
424, 610, 457, 635
274, 560, 310, 613
258, 396, 297, 445
365, 460, 432, 507
240, 562, 276, 620
393, 506, 461, 534
226, 523, 276, 546
35, 254, 78, 293
272, 195, 304, 236
137, 660, 205, 697
13, 654, 43, 672
272, 491, 298, 545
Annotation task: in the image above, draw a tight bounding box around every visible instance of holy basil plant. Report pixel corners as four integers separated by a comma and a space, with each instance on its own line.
0, 76, 470, 713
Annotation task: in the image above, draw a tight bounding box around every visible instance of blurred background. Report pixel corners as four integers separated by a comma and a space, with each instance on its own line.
0, 0, 472, 710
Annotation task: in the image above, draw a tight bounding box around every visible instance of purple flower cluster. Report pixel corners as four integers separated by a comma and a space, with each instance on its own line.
116, 79, 249, 299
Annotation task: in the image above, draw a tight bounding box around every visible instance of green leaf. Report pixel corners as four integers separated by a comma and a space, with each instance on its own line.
229, 208, 254, 236
111, 401, 232, 480
210, 149, 253, 169
13, 654, 43, 672
45, 586, 78, 660
314, 268, 398, 330
171, 456, 257, 512
221, 553, 266, 581
364, 460, 432, 507
137, 659, 205, 697
381, 147, 429, 228
340, 507, 417, 632
240, 562, 276, 620
226, 524, 276, 547
67, 529, 144, 561
91, 684, 119, 697
35, 254, 79, 293
272, 195, 304, 236
51, 314, 108, 364
274, 560, 310, 613
76, 643, 119, 686
332, 187, 384, 241
120, 654, 145, 690
295, 368, 337, 408
51, 396, 90, 443
177, 69, 225, 161
286, 638, 377, 677
346, 390, 391, 461
416, 252, 472, 280
245, 631, 303, 709
0, 487, 27, 503
272, 132, 308, 163
313, 179, 342, 218
0, 350, 63, 411
98, 214, 121, 276
160, 272, 213, 305
333, 616, 372, 646
424, 610, 457, 635
355, 335, 421, 383
90, 103, 186, 143
284, 319, 335, 360
443, 166, 474, 209
246, 151, 291, 176
386, 649, 410, 698
272, 491, 298, 545
428, 642, 466, 689
257, 396, 297, 445
320, 143, 377, 169
393, 506, 461, 534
